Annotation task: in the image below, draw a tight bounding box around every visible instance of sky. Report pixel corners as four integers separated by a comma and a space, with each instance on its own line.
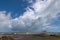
0, 0, 60, 32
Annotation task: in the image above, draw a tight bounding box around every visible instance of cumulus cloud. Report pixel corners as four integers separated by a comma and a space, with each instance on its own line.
0, 0, 60, 32
0, 11, 12, 32
11, 0, 60, 32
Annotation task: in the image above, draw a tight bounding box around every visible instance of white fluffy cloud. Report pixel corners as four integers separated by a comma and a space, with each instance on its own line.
0, 0, 60, 32
0, 11, 12, 32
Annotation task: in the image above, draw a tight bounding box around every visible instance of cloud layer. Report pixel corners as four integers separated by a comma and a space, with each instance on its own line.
0, 0, 60, 32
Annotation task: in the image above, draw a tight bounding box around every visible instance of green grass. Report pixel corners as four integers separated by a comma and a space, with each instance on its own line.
0, 34, 60, 40
30, 34, 60, 40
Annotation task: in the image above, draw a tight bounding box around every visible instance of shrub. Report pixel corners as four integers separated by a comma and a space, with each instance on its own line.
0, 36, 14, 40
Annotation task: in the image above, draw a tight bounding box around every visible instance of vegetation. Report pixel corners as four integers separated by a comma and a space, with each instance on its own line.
0, 36, 14, 40
0, 33, 60, 40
